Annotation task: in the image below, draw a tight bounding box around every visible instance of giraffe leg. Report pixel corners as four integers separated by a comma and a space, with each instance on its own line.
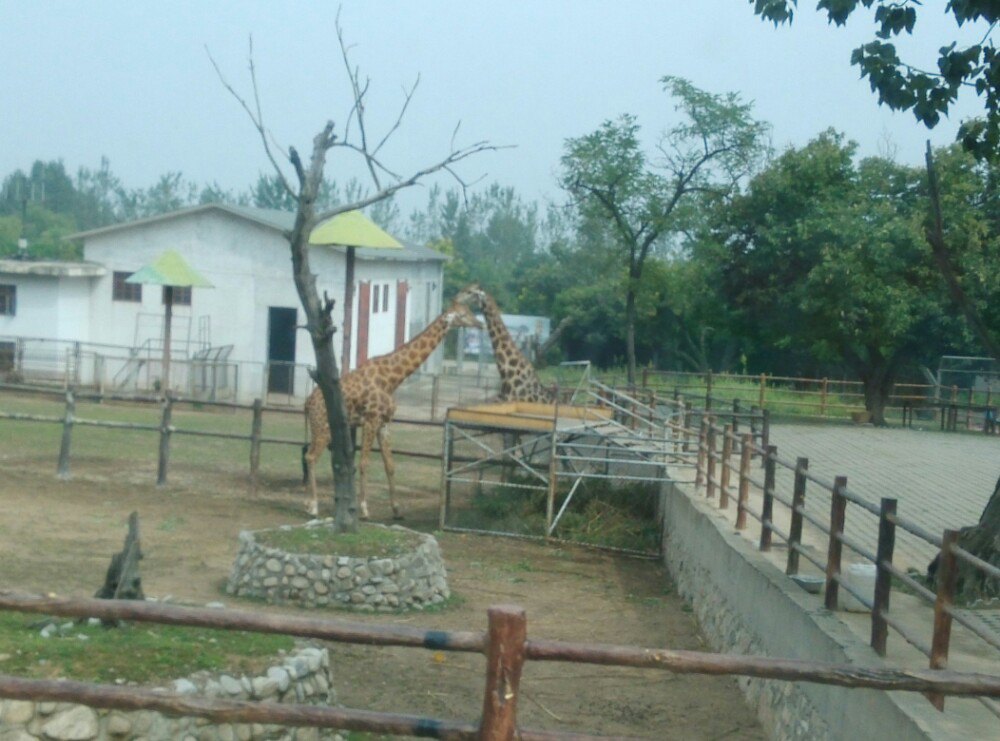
358, 421, 377, 520
376, 425, 400, 519
304, 444, 321, 517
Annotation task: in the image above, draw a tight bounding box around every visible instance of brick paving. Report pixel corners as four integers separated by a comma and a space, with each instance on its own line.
763, 424, 999, 573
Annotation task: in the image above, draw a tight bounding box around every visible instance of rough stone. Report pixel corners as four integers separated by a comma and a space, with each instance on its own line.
1, 700, 35, 725
40, 705, 99, 740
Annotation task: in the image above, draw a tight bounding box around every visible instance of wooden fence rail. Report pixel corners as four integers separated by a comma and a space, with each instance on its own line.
0, 385, 449, 487
2, 590, 1000, 741
688, 410, 1000, 714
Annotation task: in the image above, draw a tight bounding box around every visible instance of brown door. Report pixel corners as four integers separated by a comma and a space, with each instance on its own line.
395, 280, 408, 349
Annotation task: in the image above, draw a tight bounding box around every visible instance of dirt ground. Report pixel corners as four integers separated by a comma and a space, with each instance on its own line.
0, 447, 764, 738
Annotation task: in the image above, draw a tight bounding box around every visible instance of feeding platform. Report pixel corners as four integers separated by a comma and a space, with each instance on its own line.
445, 400, 613, 432
440, 383, 690, 555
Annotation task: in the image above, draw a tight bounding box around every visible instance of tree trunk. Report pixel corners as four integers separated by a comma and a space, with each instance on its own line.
287, 129, 357, 533
857, 353, 896, 427
624, 284, 638, 386
929, 475, 1000, 604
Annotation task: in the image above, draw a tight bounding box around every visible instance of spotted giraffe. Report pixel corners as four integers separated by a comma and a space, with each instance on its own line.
464, 284, 555, 403
303, 292, 482, 519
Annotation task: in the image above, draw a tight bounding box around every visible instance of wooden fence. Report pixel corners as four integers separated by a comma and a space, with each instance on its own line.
690, 412, 1000, 715
635, 369, 999, 432
0, 383, 450, 490
2, 591, 1000, 739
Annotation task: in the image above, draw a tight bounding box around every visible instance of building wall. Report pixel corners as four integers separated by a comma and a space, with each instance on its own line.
80, 209, 445, 395
0, 274, 96, 341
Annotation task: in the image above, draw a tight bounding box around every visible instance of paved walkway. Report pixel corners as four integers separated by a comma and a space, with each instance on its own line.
764, 424, 998, 572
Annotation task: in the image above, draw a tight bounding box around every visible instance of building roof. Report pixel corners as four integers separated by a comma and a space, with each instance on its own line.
66, 203, 447, 263
0, 259, 106, 279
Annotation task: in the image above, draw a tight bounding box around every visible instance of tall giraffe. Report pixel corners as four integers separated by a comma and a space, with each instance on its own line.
303, 293, 481, 519
465, 284, 555, 403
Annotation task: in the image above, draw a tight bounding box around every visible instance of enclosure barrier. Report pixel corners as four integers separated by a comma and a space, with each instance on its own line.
2, 591, 1000, 740
686, 409, 1000, 715
0, 383, 449, 489
633, 368, 998, 433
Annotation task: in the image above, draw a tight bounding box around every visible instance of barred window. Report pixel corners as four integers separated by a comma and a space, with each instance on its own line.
163, 285, 191, 306
0, 285, 15, 315
112, 272, 142, 302
373, 284, 381, 313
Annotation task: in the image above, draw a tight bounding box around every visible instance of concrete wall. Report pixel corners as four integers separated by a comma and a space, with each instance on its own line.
659, 480, 975, 740
81, 209, 445, 385
0, 274, 96, 341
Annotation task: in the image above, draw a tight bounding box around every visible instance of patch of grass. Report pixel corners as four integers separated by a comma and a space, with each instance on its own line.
0, 612, 293, 685
420, 593, 467, 613
499, 559, 535, 574
453, 476, 660, 552
157, 514, 186, 532
255, 524, 424, 559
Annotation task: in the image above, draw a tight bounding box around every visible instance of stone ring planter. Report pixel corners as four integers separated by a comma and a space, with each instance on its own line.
225, 521, 450, 612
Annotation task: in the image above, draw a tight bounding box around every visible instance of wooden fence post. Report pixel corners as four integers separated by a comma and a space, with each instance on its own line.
706, 418, 717, 499
479, 605, 527, 740
682, 402, 692, 454
430, 374, 441, 421
731, 398, 740, 435
719, 425, 733, 509
759, 445, 777, 551
786, 457, 809, 575
695, 415, 707, 488
760, 409, 771, 465
824, 476, 848, 611
759, 373, 767, 408
820, 377, 828, 417
871, 498, 898, 657
735, 434, 752, 530
57, 387, 75, 479
928, 529, 960, 711
156, 393, 174, 486
249, 398, 263, 494
705, 370, 713, 411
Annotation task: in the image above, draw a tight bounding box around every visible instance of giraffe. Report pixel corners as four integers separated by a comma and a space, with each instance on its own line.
463, 284, 555, 403
303, 293, 482, 519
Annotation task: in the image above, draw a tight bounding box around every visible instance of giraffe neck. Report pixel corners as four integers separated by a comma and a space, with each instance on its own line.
481, 294, 518, 359
364, 311, 451, 392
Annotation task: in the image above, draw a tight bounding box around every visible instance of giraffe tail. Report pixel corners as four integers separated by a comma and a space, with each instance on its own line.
301, 444, 309, 485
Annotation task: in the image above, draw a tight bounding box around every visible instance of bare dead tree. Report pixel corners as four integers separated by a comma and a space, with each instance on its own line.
210, 19, 502, 532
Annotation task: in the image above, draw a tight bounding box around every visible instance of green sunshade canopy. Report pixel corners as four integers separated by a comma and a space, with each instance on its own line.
126, 250, 214, 288
308, 210, 402, 249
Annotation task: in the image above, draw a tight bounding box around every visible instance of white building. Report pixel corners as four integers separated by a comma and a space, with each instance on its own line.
0, 204, 446, 401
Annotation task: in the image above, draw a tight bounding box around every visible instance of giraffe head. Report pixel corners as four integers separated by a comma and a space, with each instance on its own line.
443, 298, 483, 330
454, 283, 487, 310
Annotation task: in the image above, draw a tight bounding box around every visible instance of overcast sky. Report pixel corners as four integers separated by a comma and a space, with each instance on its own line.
0, 1, 989, 212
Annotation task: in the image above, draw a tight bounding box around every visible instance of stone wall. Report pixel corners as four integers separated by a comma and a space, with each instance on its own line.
225, 522, 449, 612
0, 645, 334, 740
660, 480, 960, 741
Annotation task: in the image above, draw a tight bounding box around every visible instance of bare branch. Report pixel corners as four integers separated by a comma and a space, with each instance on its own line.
374, 75, 420, 155
313, 140, 508, 224
206, 39, 298, 199
336, 15, 380, 190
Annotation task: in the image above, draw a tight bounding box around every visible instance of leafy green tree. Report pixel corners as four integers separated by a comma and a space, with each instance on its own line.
713, 131, 955, 423
752, 1, 1000, 161
560, 77, 770, 384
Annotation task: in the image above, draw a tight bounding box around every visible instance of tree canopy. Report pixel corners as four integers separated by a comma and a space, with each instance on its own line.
752, 1, 1000, 161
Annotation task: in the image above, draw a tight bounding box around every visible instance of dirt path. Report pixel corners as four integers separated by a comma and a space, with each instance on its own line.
0, 453, 764, 739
